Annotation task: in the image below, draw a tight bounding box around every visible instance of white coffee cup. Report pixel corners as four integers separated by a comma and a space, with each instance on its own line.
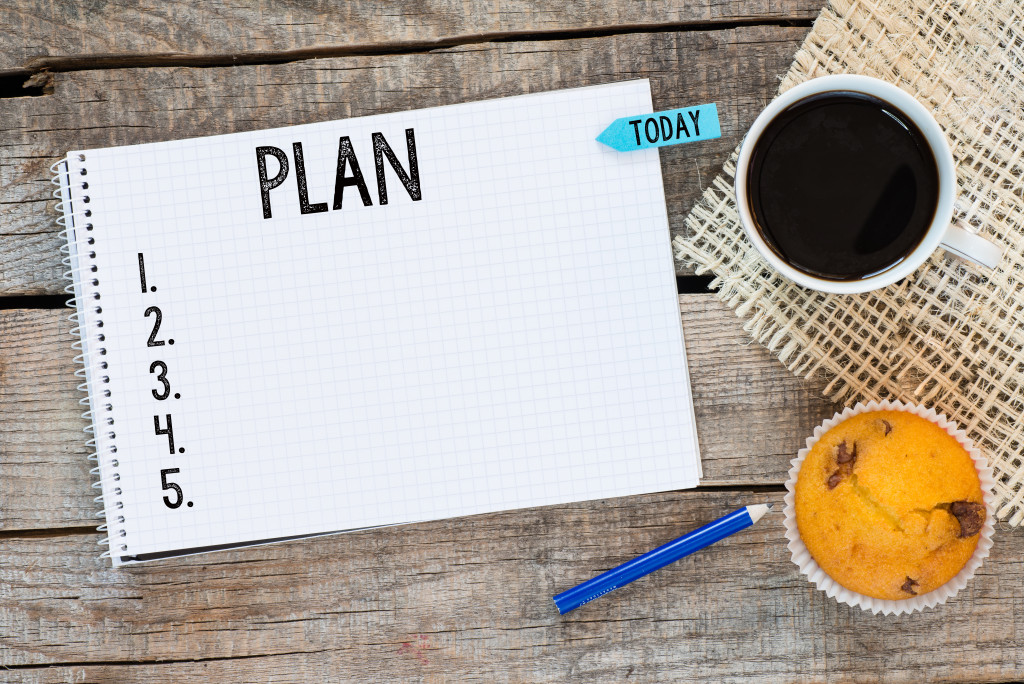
734, 75, 1002, 295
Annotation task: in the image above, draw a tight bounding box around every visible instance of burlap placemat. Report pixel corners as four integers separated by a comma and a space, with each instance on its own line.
674, 0, 1024, 524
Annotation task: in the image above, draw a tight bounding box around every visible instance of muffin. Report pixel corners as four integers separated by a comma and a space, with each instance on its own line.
794, 409, 986, 601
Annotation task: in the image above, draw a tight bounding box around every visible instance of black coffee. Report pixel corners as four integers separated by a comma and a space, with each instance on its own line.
746, 91, 939, 281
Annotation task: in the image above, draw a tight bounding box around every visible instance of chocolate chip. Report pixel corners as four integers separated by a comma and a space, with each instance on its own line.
949, 500, 985, 538
877, 419, 892, 435
900, 576, 919, 595
826, 441, 858, 489
836, 441, 857, 464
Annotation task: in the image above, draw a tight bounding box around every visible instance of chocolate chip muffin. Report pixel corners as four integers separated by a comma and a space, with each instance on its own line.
794, 410, 986, 601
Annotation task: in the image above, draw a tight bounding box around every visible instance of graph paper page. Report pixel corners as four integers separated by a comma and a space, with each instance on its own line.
68, 80, 701, 564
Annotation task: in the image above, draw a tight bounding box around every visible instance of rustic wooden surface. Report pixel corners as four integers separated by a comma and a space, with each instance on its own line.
0, 23, 816, 295
2, 2, 1022, 682
0, 298, 834, 531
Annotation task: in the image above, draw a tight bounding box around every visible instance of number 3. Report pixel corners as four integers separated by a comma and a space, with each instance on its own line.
161, 468, 183, 509
150, 360, 170, 400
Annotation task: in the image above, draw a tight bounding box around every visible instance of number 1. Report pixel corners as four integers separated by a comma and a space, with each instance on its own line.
138, 253, 156, 293
138, 253, 148, 293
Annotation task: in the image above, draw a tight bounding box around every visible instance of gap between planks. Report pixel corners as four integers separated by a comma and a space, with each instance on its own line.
1, 18, 815, 84
0, 649, 320, 673
0, 485, 787, 539
0, 278, 718, 307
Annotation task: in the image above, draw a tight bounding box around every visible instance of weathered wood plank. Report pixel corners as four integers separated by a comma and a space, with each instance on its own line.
0, 307, 92, 531
0, 0, 821, 73
0, 489, 1021, 682
0, 26, 811, 295
0, 297, 835, 530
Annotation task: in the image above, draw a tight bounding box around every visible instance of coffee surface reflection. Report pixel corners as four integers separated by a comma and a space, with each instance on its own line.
746, 91, 940, 281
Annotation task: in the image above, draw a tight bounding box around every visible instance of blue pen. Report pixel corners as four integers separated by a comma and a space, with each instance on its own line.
552, 503, 772, 614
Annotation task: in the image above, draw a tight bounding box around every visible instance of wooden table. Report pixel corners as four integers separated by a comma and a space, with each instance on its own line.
2, 3, 1022, 682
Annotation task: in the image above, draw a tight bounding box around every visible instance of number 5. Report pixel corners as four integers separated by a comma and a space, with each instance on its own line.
161, 468, 183, 509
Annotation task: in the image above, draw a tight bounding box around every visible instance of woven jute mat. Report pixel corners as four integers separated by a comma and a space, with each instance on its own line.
674, 0, 1024, 524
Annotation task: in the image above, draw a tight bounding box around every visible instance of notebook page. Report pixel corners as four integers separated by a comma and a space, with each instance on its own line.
69, 80, 701, 564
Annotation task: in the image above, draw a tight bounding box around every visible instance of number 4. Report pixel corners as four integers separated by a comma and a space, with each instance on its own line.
154, 414, 175, 453
161, 468, 183, 509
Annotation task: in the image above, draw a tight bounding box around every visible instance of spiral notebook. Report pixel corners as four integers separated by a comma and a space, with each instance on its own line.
54, 80, 701, 566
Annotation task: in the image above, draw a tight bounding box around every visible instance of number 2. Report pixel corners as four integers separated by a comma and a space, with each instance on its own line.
161, 468, 183, 509
145, 306, 164, 347
150, 360, 170, 400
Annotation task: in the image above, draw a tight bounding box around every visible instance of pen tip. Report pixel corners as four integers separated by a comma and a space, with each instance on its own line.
766, 503, 773, 510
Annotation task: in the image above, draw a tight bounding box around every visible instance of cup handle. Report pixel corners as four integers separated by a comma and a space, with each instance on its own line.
940, 223, 1003, 269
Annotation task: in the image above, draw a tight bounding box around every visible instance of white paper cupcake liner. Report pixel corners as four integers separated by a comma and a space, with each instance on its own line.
783, 399, 996, 615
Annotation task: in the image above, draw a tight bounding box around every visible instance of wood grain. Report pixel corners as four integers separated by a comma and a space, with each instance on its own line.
0, 308, 91, 531
0, 297, 835, 531
0, 0, 820, 73
6, 3, 1022, 681
0, 26, 811, 295
1, 489, 1021, 682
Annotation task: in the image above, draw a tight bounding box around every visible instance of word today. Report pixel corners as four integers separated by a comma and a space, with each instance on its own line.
597, 104, 721, 151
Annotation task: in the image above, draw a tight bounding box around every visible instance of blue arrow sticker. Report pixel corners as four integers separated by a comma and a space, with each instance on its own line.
597, 103, 721, 151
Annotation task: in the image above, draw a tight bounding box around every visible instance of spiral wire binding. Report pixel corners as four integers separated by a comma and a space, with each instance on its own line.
52, 155, 125, 559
